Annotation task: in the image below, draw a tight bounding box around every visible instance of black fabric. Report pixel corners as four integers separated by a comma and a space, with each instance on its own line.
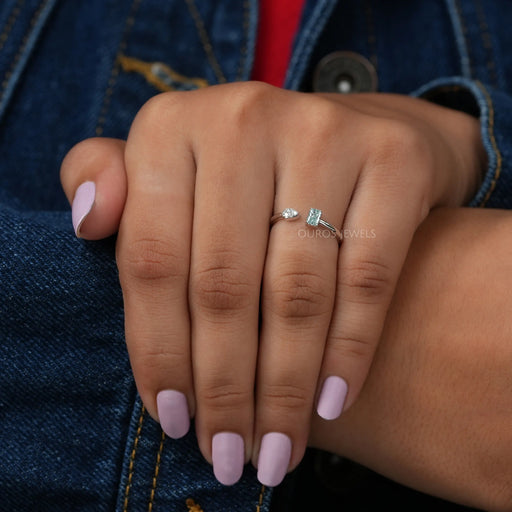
270, 449, 483, 512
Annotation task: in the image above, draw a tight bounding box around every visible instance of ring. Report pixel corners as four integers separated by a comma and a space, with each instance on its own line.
270, 207, 342, 243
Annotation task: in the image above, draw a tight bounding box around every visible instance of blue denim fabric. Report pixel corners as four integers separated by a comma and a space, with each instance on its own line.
1, 0, 512, 510
414, 77, 512, 209
0, 209, 131, 510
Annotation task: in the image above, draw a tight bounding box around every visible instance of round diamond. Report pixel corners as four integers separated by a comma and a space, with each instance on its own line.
282, 208, 299, 219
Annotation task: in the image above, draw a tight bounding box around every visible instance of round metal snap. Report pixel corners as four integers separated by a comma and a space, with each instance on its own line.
313, 51, 378, 93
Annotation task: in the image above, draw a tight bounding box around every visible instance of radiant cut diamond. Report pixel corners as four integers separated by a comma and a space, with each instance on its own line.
282, 208, 299, 219
306, 208, 322, 226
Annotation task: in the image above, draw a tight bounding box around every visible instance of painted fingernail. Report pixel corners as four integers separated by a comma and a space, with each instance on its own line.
212, 432, 244, 486
72, 181, 96, 237
317, 376, 348, 420
257, 432, 292, 487
156, 390, 190, 439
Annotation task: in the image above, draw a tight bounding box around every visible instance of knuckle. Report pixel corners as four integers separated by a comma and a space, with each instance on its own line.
268, 268, 332, 321
222, 81, 273, 127
372, 120, 425, 158
192, 254, 254, 316
304, 97, 342, 138
260, 382, 310, 413
200, 380, 252, 412
119, 237, 183, 283
126, 92, 191, 172
367, 121, 434, 225
127, 92, 187, 152
363, 121, 434, 224
328, 332, 375, 361
129, 335, 188, 364
290, 98, 343, 160
339, 258, 394, 303
134, 351, 186, 383
136, 91, 184, 126
368, 120, 431, 180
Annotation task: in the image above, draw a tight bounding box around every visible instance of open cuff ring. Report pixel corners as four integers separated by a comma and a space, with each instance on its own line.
270, 207, 342, 244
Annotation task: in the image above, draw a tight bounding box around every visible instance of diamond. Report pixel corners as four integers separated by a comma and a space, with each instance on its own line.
282, 208, 299, 220
306, 208, 322, 226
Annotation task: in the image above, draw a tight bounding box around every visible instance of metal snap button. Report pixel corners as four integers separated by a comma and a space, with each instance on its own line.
313, 51, 378, 93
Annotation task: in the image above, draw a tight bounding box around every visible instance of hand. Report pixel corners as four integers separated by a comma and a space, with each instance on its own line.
310, 207, 512, 512
60, 82, 484, 486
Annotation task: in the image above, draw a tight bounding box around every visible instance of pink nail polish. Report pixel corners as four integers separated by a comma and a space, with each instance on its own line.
71, 181, 95, 237
316, 376, 348, 420
156, 390, 190, 439
212, 432, 244, 486
257, 432, 292, 487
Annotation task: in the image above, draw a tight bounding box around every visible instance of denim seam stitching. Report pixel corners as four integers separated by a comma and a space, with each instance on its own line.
147, 430, 166, 512
95, 0, 142, 136
475, 81, 502, 207
0, 0, 25, 54
0, 0, 47, 104
473, 0, 498, 88
363, 0, 378, 72
285, 0, 338, 90
118, 54, 209, 91
256, 485, 266, 511
186, 498, 204, 511
235, 0, 250, 81
184, 0, 227, 84
123, 406, 146, 512
444, 0, 471, 78
453, 0, 474, 78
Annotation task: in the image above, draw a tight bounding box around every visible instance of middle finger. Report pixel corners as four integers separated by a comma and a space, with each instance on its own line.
189, 101, 275, 485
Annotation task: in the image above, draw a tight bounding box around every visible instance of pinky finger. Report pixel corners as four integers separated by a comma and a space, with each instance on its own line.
317, 177, 427, 417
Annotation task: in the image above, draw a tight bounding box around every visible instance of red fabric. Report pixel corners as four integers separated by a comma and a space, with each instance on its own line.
251, 0, 306, 87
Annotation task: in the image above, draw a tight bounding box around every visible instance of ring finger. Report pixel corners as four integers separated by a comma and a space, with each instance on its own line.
254, 102, 360, 486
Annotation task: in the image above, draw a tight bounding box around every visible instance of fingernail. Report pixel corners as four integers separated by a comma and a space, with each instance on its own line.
156, 390, 190, 439
212, 432, 244, 486
317, 376, 348, 420
72, 181, 96, 237
257, 432, 292, 487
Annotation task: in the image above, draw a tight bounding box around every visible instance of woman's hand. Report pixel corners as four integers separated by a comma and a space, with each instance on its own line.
60, 82, 485, 486
311, 207, 512, 512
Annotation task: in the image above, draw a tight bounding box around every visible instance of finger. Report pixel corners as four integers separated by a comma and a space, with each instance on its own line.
254, 98, 358, 486
60, 138, 127, 239
317, 141, 429, 418
116, 93, 195, 439
188, 89, 275, 485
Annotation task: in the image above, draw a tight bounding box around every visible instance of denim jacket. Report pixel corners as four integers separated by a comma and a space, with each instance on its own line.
1, 1, 511, 510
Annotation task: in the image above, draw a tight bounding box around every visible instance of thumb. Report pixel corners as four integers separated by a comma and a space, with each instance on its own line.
60, 137, 127, 240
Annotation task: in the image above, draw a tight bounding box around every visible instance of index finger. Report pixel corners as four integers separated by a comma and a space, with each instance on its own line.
116, 94, 196, 434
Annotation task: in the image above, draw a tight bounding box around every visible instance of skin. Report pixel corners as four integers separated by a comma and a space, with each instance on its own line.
60, 82, 485, 480
310, 207, 512, 512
